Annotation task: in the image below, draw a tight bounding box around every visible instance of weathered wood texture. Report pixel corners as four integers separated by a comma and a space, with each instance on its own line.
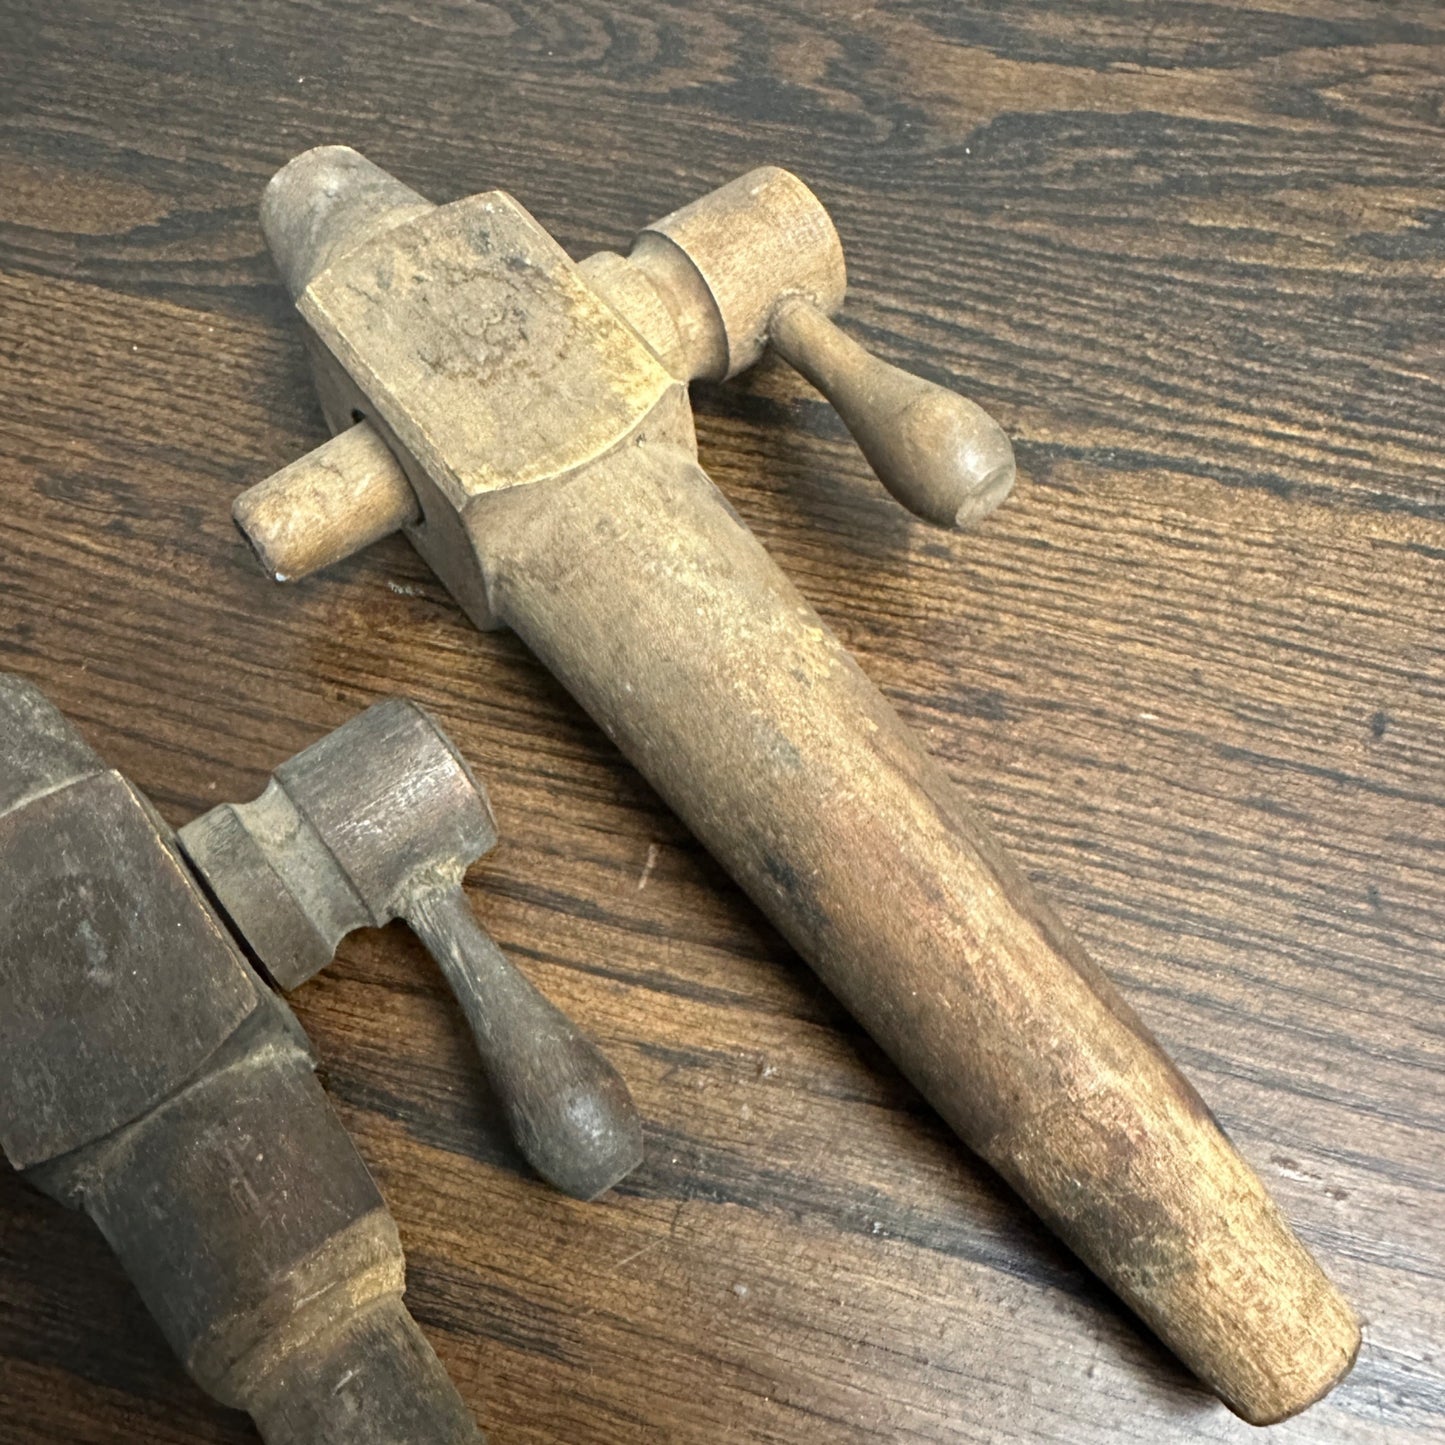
0, 2, 1440, 1442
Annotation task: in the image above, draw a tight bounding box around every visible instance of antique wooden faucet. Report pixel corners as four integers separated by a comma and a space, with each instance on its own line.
232, 146, 1358, 1424
0, 678, 642, 1443
180, 695, 641, 1202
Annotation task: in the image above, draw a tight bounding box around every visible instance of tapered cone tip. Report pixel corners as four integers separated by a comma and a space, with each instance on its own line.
246, 1295, 483, 1444
260, 145, 432, 300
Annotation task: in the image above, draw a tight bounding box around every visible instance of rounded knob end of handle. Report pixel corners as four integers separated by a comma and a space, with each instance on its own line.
880, 379, 1017, 529
405, 885, 644, 1201
501, 1041, 645, 1203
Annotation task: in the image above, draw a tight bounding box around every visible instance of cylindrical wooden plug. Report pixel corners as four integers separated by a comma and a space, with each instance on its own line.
234, 420, 419, 582
770, 296, 1016, 528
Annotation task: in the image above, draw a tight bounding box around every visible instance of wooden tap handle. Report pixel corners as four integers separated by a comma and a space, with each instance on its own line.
404, 884, 643, 1200
769, 296, 1015, 529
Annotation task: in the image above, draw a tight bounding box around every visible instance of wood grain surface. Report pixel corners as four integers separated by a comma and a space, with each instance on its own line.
0, 3, 1441, 1442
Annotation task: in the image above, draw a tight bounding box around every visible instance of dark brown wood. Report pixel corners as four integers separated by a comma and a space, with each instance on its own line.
0, 678, 481, 1443
0, 2, 1440, 1441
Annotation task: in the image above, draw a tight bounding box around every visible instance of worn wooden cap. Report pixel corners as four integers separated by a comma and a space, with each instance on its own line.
261, 145, 433, 301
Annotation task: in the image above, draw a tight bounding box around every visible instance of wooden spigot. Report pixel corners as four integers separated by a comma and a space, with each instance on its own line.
180, 698, 642, 1202
231, 147, 1359, 1425
236, 158, 1015, 582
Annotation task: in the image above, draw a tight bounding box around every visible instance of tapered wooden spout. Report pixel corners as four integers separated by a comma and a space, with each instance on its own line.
470, 436, 1360, 1426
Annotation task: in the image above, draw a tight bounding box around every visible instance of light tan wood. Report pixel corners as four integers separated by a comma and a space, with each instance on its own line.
229, 148, 1361, 1423
619, 167, 1016, 526
641, 166, 846, 379
233, 420, 419, 582
577, 250, 691, 378
479, 436, 1359, 1424
770, 295, 1016, 527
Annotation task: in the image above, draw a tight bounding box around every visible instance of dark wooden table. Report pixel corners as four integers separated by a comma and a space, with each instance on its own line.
1, 3, 1441, 1441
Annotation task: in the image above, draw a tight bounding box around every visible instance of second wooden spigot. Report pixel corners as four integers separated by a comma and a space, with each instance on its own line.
180, 698, 642, 1201
234, 146, 1357, 1424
